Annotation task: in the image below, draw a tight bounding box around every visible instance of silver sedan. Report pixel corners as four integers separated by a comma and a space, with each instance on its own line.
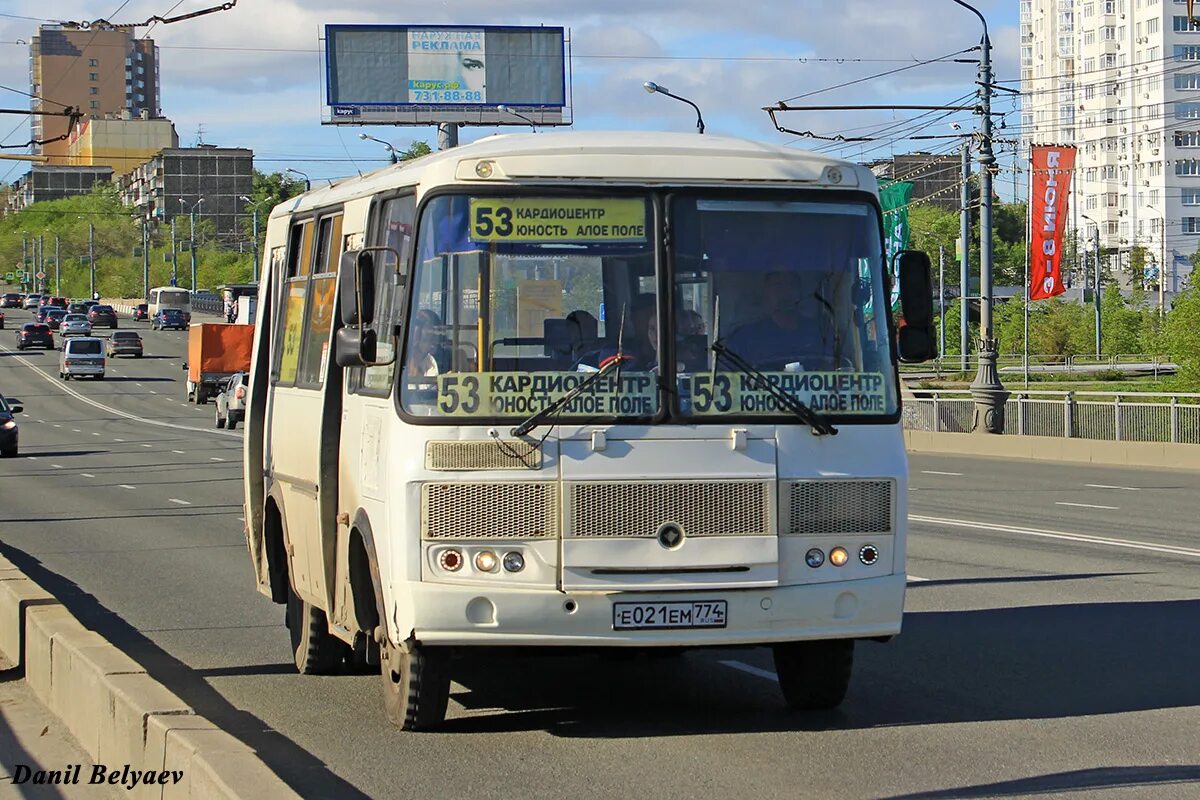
59, 314, 93, 339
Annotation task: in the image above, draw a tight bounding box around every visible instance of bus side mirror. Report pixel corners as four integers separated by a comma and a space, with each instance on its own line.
338, 250, 376, 327
896, 250, 937, 363
334, 327, 377, 368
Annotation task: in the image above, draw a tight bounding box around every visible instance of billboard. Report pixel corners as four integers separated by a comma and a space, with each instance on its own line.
324, 25, 569, 126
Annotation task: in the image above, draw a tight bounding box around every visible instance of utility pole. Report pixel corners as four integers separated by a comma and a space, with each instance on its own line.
54, 236, 60, 296
960, 140, 971, 372
21, 237, 27, 291
957, 0, 1009, 434
938, 245, 946, 359
141, 217, 150, 301
1094, 225, 1102, 357
88, 223, 95, 300
189, 206, 198, 291
170, 218, 178, 287
37, 235, 44, 293
437, 122, 460, 150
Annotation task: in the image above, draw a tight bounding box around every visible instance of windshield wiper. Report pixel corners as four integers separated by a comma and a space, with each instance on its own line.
510, 353, 629, 438
709, 340, 837, 436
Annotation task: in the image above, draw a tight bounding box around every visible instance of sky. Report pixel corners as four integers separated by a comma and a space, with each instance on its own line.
0, 0, 1020, 193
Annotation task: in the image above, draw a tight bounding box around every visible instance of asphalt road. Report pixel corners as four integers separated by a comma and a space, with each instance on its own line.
1, 305, 1198, 800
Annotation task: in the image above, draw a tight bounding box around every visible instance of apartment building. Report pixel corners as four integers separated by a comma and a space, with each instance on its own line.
120, 146, 254, 240
1021, 0, 1197, 294
30, 23, 161, 163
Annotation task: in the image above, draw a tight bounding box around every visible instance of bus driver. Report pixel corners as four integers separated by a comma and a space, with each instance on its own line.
725, 270, 834, 371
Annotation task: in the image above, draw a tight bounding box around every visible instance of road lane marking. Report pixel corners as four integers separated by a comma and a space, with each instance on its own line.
91, 432, 100, 436
719, 660, 778, 682
921, 470, 963, 476
172, 450, 185, 454
168, 498, 191, 506
911, 514, 1200, 559
210, 457, 225, 462
1086, 484, 1141, 491
27, 456, 37, 460
80, 473, 95, 478
71, 428, 80, 432
50, 464, 63, 469
908, 575, 931, 582
1056, 501, 1119, 510
118, 484, 136, 490
52, 424, 60, 428
141, 444, 153, 448
149, 390, 157, 394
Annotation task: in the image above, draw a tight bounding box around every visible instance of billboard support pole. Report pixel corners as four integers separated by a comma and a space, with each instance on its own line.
437, 123, 460, 150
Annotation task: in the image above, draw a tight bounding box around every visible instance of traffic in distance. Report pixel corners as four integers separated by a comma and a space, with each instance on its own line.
241, 131, 937, 730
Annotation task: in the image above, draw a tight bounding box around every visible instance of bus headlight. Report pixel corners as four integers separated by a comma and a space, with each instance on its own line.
474, 550, 499, 573
502, 551, 525, 573
829, 547, 849, 567
805, 548, 825, 568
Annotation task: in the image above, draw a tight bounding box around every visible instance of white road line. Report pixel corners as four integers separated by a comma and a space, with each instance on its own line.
1055, 501, 1120, 510
91, 432, 100, 436
50, 464, 63, 469
114, 438, 125, 442
719, 660, 779, 682
168, 498, 191, 506
52, 424, 60, 428
921, 470, 963, 476
80, 473, 95, 478
71, 428, 81, 433
27, 456, 37, 460
907, 575, 931, 582
910, 514, 1200, 559
149, 390, 157, 394
1086, 483, 1141, 491
140, 443, 152, 448
210, 457, 225, 462
118, 484, 136, 490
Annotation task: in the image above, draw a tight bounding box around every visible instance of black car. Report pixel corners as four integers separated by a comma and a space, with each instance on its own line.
68, 302, 90, 314
43, 308, 67, 330
16, 322, 54, 350
87, 304, 118, 328
132, 303, 149, 321
151, 309, 187, 331
0, 393, 21, 457
1, 293, 20, 308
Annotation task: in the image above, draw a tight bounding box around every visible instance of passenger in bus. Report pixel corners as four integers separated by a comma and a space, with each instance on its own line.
676, 309, 708, 371
725, 270, 834, 371
627, 294, 658, 369
407, 309, 442, 377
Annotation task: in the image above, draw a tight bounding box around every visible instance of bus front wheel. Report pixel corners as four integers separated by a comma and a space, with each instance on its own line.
285, 582, 347, 675
381, 637, 450, 731
772, 639, 854, 711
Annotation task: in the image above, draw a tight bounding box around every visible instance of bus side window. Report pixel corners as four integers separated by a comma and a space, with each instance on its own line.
274, 220, 314, 385
297, 214, 343, 388
352, 194, 415, 396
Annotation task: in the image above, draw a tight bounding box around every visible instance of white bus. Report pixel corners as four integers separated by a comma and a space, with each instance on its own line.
242, 132, 936, 730
148, 286, 192, 322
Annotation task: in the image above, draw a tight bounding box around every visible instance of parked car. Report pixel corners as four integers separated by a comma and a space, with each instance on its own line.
87, 304, 118, 328
43, 308, 67, 330
1, 293, 20, 308
60, 337, 105, 380
132, 303, 149, 321
59, 313, 92, 338
106, 330, 144, 358
151, 308, 187, 331
23, 293, 42, 309
15, 322, 53, 350
0, 392, 21, 457
214, 371, 248, 429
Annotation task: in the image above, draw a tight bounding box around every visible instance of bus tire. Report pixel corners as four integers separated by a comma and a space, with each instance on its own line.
772, 639, 854, 711
285, 582, 346, 675
381, 637, 450, 731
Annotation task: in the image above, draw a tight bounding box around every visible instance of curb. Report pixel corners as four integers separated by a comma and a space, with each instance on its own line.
0, 554, 301, 800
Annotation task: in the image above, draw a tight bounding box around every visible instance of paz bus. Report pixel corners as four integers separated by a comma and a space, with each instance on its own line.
242, 132, 936, 730
147, 286, 192, 322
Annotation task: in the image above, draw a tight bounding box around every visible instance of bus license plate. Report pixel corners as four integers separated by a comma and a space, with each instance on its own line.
612, 601, 727, 630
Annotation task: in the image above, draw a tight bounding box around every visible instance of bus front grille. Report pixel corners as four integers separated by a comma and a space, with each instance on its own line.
425, 441, 543, 471
565, 480, 773, 538
783, 479, 894, 535
421, 482, 559, 539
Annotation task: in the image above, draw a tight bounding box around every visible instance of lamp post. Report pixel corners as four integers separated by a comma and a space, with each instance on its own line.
179, 198, 204, 291
1080, 214, 1103, 357
239, 196, 262, 283
286, 168, 310, 191
643, 81, 706, 134
497, 104, 538, 132
358, 133, 398, 164
953, 0, 1008, 434
1144, 205, 1167, 317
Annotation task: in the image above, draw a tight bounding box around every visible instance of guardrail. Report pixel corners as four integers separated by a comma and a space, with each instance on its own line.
901, 353, 1174, 376
903, 389, 1200, 444
191, 294, 223, 315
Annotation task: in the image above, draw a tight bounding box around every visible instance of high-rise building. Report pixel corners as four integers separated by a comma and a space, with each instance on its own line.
30, 23, 161, 163
1021, 0, 1194, 295
120, 146, 254, 240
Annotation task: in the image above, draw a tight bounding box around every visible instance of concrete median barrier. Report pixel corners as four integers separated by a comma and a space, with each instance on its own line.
905, 429, 1200, 471
0, 556, 302, 800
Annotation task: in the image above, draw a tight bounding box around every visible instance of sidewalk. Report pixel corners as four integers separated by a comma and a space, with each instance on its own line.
0, 660, 117, 800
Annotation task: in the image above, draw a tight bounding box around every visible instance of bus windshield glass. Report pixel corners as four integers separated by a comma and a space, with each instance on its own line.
671, 197, 897, 419
156, 289, 190, 308
401, 194, 659, 421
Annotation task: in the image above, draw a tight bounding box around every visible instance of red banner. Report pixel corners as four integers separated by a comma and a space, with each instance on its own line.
1029, 145, 1076, 300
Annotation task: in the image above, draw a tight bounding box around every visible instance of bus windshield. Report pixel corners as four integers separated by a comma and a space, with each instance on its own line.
401, 194, 659, 421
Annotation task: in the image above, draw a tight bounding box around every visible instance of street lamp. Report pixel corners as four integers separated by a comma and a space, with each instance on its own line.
179, 198, 204, 292
643, 81, 706, 134
240, 195, 263, 283
286, 168, 310, 191
497, 104, 538, 132
358, 133, 398, 164
1080, 214, 1103, 358
1143, 205, 1167, 317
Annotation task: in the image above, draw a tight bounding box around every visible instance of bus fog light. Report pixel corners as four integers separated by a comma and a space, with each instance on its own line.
474, 550, 499, 572
829, 547, 849, 567
502, 552, 525, 573
805, 548, 825, 568
475, 160, 495, 178
438, 549, 463, 572
859, 545, 879, 565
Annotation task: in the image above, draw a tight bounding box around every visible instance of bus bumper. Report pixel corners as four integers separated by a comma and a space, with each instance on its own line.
409, 573, 906, 647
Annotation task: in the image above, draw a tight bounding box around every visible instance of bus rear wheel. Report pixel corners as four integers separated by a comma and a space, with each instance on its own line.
772, 639, 854, 711
380, 637, 450, 731
285, 582, 346, 675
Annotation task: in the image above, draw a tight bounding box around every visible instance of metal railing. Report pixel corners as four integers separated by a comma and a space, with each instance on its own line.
901, 353, 1174, 376
903, 390, 1200, 445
